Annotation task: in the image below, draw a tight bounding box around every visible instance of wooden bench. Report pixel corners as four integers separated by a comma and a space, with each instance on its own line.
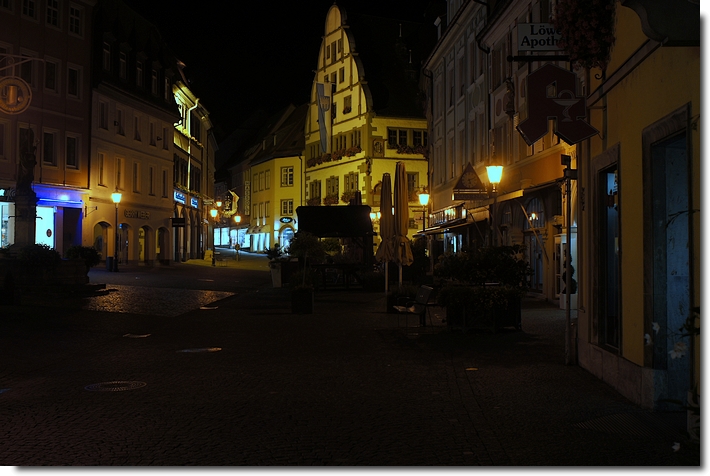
392, 285, 435, 328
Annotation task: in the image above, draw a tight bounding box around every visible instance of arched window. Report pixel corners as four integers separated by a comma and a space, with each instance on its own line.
524, 197, 545, 229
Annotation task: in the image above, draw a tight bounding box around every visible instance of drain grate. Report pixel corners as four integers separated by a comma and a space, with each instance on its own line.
85, 381, 146, 392
176, 347, 222, 353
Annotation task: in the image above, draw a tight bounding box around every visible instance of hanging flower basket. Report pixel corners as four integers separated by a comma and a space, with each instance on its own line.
552, 0, 616, 72
307, 197, 321, 206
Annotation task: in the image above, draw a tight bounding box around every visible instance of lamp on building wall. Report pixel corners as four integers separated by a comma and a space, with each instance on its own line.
111, 191, 122, 272
486, 165, 503, 246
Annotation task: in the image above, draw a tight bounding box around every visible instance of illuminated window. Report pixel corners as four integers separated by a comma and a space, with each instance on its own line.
281, 199, 293, 216
344, 172, 358, 192
281, 166, 293, 186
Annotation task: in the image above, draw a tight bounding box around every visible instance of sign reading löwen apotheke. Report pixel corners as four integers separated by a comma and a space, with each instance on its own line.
517, 23, 562, 51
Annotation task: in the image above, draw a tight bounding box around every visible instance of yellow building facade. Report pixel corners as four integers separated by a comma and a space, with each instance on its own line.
576, 1, 699, 424
304, 5, 431, 247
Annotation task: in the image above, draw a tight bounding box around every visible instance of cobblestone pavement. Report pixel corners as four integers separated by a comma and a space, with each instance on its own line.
0, 254, 700, 466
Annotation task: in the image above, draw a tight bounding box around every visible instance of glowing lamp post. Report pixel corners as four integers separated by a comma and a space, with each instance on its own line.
486, 165, 503, 246
210, 207, 218, 267
111, 191, 122, 272
417, 190, 430, 230
234, 215, 241, 261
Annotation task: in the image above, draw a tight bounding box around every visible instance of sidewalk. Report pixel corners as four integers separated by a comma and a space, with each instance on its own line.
0, 261, 700, 466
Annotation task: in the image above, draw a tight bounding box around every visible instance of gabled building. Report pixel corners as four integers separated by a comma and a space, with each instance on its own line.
172, 66, 216, 262
304, 4, 436, 253
0, 0, 96, 254
87, 0, 182, 266
423, 0, 573, 304
219, 104, 306, 253
574, 0, 699, 420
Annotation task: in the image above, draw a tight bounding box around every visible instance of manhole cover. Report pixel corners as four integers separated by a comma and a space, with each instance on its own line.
176, 347, 222, 353
85, 381, 146, 392
123, 333, 151, 338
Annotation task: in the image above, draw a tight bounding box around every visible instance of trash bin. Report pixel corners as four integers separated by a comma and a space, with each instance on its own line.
106, 256, 114, 271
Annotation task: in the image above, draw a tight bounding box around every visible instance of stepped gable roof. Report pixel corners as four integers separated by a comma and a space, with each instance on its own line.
343, 11, 435, 118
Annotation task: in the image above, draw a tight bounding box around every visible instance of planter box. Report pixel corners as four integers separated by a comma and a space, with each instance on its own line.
445, 292, 521, 332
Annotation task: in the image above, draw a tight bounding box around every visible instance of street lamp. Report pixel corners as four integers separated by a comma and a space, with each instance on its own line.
234, 215, 241, 261
486, 165, 503, 247
417, 189, 430, 230
210, 207, 218, 266
111, 191, 122, 272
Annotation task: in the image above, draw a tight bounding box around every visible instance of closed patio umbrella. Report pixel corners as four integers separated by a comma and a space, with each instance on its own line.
393, 162, 413, 289
375, 173, 394, 293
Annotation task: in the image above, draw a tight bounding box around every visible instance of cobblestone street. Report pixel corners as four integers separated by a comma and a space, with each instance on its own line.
0, 254, 700, 466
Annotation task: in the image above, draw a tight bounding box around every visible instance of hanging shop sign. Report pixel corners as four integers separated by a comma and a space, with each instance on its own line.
279, 217, 293, 223
516, 63, 598, 146
517, 23, 563, 51
174, 191, 186, 204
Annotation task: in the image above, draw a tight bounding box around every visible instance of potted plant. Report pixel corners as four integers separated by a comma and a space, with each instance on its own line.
435, 245, 531, 331
266, 244, 287, 288
66, 245, 101, 273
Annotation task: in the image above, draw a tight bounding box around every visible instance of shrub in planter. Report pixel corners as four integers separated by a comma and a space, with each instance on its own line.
18, 244, 61, 269
437, 284, 523, 331
286, 231, 327, 265
66, 245, 101, 272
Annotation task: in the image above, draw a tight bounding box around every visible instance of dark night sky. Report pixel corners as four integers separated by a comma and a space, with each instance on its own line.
120, 0, 445, 141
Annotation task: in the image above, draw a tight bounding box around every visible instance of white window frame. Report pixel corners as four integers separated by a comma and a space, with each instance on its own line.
65, 134, 78, 169
281, 199, 293, 216
281, 166, 293, 186
67, 63, 81, 99
46, 0, 60, 28
42, 129, 57, 166
43, 57, 59, 93
98, 152, 105, 185
68, 3, 83, 37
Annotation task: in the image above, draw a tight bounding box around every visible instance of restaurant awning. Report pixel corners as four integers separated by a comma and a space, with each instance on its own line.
296, 205, 374, 238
